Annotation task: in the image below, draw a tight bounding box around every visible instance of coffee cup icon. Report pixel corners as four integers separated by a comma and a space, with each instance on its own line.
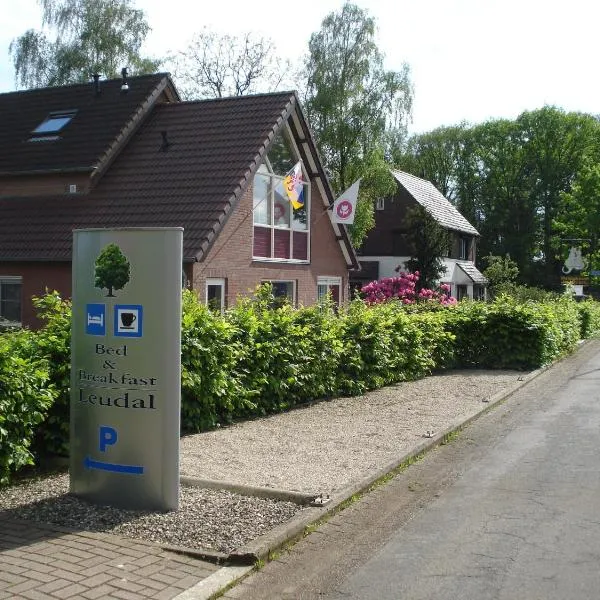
120, 312, 136, 329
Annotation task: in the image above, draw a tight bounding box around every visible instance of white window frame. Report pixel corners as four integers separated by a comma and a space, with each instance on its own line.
376, 198, 385, 211
205, 278, 226, 312
252, 124, 311, 264
317, 276, 342, 305
459, 237, 469, 260
0, 276, 22, 325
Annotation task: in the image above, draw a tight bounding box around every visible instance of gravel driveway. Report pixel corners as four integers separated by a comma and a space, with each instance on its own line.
180, 369, 527, 495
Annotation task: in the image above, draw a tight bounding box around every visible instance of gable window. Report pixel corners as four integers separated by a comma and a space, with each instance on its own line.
0, 277, 22, 324
253, 129, 310, 262
206, 278, 226, 312
317, 276, 342, 307
376, 198, 385, 211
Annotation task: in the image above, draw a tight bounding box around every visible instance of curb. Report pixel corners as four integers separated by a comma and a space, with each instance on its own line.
180, 476, 317, 505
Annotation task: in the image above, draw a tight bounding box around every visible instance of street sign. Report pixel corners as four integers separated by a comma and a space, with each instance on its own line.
71, 228, 182, 511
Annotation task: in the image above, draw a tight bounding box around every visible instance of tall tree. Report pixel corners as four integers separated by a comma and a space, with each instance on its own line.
518, 107, 600, 285
403, 205, 450, 291
470, 119, 537, 280
556, 161, 600, 274
304, 2, 413, 247
171, 29, 293, 100
10, 0, 159, 88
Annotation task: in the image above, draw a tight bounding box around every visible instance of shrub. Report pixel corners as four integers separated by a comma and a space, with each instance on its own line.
576, 300, 600, 338
29, 292, 72, 457
0, 329, 56, 483
336, 299, 453, 394
360, 271, 456, 306
444, 296, 580, 369
180, 290, 247, 431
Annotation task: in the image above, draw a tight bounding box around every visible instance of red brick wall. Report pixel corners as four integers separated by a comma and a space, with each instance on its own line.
0, 262, 71, 328
192, 180, 350, 307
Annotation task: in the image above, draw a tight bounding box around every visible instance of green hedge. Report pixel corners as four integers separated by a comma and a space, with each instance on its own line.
0, 329, 56, 484
443, 297, 582, 369
2, 288, 600, 483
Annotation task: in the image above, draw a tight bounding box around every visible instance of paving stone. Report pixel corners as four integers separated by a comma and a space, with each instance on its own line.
35, 579, 72, 595
53, 582, 88, 598
81, 584, 119, 599
6, 580, 40, 595
109, 589, 148, 600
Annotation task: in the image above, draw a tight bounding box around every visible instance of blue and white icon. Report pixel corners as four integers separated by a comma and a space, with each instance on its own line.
114, 304, 143, 337
85, 304, 106, 335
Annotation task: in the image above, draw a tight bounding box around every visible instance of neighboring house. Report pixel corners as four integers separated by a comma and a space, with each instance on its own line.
354, 169, 487, 300
0, 73, 358, 327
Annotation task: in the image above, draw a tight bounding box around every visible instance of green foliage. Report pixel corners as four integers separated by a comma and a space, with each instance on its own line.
304, 2, 413, 247
336, 299, 452, 394
576, 300, 600, 339
0, 329, 56, 484
94, 243, 130, 297
29, 292, 72, 457
482, 254, 519, 286
398, 108, 600, 287
180, 290, 247, 431
489, 284, 562, 303
4, 289, 599, 482
483, 254, 520, 298
403, 204, 450, 290
445, 296, 581, 369
10, 0, 160, 89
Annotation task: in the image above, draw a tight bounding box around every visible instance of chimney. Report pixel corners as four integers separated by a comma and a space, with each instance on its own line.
92, 73, 101, 95
120, 68, 129, 93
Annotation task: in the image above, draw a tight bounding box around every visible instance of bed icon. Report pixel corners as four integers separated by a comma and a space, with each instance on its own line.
88, 314, 103, 326
86, 304, 106, 335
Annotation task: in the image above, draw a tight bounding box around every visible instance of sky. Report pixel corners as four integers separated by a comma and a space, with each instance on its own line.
0, 0, 598, 134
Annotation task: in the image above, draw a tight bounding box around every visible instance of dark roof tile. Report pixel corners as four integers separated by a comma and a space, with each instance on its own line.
0, 92, 296, 261
0, 73, 170, 175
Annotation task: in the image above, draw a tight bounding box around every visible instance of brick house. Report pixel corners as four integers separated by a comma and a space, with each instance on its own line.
354, 169, 487, 300
0, 73, 358, 327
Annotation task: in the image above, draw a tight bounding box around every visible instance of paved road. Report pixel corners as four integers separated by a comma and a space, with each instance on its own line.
224, 340, 600, 600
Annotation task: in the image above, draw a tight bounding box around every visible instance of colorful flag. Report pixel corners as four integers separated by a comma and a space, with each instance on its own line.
282, 161, 305, 210
332, 179, 360, 224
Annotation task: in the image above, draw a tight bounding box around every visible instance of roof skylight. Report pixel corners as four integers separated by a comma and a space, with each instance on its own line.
32, 110, 76, 135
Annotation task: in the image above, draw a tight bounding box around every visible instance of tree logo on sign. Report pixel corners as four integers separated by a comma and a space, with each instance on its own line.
95, 244, 130, 297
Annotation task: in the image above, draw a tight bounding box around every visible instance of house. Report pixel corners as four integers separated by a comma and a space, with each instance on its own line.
0, 72, 358, 327
354, 169, 487, 300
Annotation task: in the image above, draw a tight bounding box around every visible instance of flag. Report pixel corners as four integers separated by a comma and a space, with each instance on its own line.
281, 161, 305, 210
332, 179, 360, 224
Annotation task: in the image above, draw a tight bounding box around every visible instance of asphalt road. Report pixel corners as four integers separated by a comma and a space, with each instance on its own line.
223, 339, 600, 600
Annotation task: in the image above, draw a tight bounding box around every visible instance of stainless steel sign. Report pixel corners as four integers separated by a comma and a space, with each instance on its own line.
70, 228, 182, 510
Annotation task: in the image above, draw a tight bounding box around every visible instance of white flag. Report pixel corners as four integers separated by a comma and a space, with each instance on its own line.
332, 179, 360, 224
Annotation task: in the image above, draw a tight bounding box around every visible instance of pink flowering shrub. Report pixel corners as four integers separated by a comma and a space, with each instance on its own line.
361, 271, 456, 306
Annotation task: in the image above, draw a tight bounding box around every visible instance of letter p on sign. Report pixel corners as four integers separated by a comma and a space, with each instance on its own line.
99, 425, 118, 452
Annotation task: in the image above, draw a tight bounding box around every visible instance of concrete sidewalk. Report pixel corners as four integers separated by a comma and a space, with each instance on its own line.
0, 352, 560, 600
